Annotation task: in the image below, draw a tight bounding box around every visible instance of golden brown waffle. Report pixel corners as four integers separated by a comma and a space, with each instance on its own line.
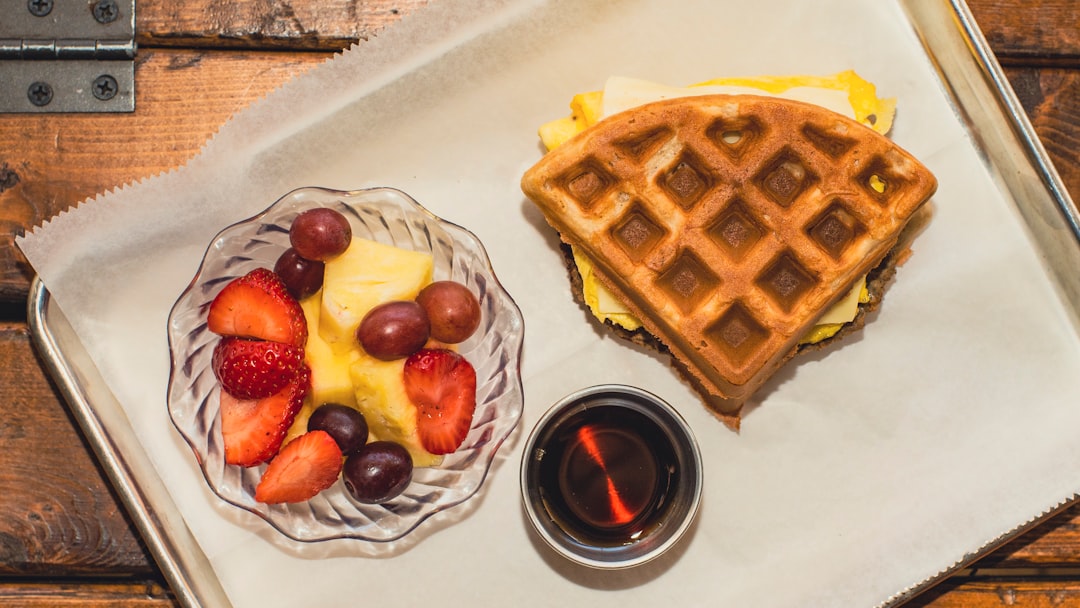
521, 94, 937, 411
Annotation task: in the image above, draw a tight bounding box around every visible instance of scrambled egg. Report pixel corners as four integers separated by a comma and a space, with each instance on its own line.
538, 71, 894, 344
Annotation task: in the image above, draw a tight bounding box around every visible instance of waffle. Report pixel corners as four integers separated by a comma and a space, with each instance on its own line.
521, 94, 937, 413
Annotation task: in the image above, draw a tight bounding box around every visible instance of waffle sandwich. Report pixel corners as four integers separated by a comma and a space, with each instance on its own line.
521, 88, 937, 423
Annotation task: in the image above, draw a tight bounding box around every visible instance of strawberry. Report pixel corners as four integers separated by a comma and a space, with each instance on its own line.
220, 365, 310, 467
254, 430, 343, 504
403, 348, 477, 455
207, 267, 307, 347
212, 336, 304, 399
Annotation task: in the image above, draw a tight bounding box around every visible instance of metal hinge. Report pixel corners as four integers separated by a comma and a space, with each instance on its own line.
0, 0, 135, 113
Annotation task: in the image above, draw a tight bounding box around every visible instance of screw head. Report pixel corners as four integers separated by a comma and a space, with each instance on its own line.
28, 0, 53, 17
92, 0, 119, 23
92, 75, 118, 101
28, 82, 53, 107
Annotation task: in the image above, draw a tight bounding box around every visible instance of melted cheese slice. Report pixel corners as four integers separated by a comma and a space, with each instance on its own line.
602, 77, 855, 119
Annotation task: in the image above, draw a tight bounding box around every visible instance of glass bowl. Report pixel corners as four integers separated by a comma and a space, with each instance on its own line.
166, 186, 525, 542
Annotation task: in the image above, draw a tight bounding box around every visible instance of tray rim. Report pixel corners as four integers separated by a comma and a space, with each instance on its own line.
24, 0, 1080, 606
880, 0, 1080, 600
28, 278, 230, 608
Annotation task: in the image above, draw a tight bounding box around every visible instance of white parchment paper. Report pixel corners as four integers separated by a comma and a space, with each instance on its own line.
18, 0, 1080, 606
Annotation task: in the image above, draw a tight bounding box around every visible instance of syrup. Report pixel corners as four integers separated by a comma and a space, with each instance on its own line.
536, 404, 679, 546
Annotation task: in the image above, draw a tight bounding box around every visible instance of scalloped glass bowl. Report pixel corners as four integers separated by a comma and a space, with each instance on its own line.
167, 187, 525, 543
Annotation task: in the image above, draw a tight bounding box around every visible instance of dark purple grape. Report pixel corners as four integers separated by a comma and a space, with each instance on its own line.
357, 300, 430, 360
289, 207, 352, 261
307, 403, 368, 454
274, 247, 324, 300
415, 280, 481, 344
343, 441, 413, 504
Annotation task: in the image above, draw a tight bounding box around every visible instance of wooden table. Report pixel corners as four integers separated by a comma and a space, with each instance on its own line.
1, 1, 1077, 605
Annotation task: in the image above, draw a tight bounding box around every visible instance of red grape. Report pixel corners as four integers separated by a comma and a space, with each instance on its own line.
356, 300, 430, 360
307, 403, 368, 455
416, 281, 481, 343
274, 247, 324, 300
289, 208, 352, 261
343, 441, 413, 504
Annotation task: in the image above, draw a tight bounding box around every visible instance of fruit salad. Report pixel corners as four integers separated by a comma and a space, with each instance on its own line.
205, 206, 483, 505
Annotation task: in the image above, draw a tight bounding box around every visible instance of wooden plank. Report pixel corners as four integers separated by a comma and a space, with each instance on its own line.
8, 575, 1080, 607
0, 324, 154, 576
910, 578, 1080, 607
967, 0, 1080, 61
0, 580, 173, 607
136, 0, 424, 50
1005, 67, 1080, 196
980, 503, 1080, 569
0, 49, 328, 302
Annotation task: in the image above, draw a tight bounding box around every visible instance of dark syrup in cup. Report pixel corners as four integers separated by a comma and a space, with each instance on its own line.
539, 405, 678, 545
521, 385, 702, 569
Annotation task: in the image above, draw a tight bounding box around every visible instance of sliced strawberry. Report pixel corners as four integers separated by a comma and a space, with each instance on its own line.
212, 336, 304, 400
220, 365, 310, 467
207, 267, 307, 347
254, 430, 343, 504
403, 348, 477, 455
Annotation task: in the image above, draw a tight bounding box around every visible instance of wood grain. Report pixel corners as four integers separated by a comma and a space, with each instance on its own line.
0, 580, 173, 607
0, 50, 329, 302
0, 325, 154, 577
136, 0, 422, 50
912, 579, 1080, 607
967, 0, 1080, 62
1006, 67, 1080, 194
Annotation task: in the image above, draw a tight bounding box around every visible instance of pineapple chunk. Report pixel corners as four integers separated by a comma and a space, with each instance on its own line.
538, 116, 582, 152
320, 238, 433, 353
538, 89, 603, 151
289, 237, 442, 468
301, 292, 358, 408
282, 397, 316, 447
569, 90, 604, 126
284, 293, 355, 447
350, 354, 442, 468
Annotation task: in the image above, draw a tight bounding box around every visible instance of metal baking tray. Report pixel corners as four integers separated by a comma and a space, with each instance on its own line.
29, 279, 229, 608
26, 0, 1080, 606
